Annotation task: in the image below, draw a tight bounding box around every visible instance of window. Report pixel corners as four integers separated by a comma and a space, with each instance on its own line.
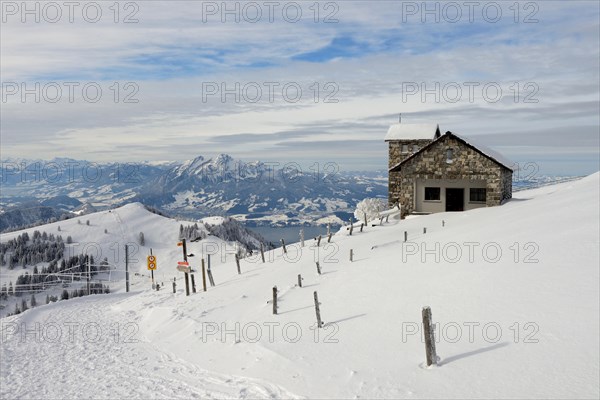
446, 148, 454, 163
401, 144, 409, 154
470, 188, 487, 202
413, 144, 419, 153
425, 187, 441, 201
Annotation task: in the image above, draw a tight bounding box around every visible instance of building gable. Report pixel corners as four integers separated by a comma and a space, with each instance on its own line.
389, 131, 513, 172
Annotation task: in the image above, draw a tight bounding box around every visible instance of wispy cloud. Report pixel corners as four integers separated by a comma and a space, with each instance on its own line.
1, 0, 598, 175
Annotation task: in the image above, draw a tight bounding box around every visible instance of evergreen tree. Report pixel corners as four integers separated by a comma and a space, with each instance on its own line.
46, 294, 50, 304
61, 289, 69, 300
30, 294, 37, 307
21, 298, 28, 312
66, 236, 73, 244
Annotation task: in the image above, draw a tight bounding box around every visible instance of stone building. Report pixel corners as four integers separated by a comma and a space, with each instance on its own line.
386, 123, 513, 218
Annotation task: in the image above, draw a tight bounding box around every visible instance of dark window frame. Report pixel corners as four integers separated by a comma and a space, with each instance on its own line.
424, 187, 441, 201
469, 188, 487, 203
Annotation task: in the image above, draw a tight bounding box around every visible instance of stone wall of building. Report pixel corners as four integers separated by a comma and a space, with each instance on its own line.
388, 139, 433, 207
390, 135, 512, 217
388, 139, 433, 168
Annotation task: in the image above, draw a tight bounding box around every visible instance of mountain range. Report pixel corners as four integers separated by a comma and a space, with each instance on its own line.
0, 155, 388, 232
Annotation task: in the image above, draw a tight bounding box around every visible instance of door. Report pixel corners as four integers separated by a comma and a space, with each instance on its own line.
445, 188, 464, 211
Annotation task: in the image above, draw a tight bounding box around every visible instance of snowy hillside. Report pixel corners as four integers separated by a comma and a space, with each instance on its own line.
1, 174, 599, 399
0, 203, 267, 317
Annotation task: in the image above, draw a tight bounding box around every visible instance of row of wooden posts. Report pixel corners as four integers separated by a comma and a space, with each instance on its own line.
271, 285, 323, 328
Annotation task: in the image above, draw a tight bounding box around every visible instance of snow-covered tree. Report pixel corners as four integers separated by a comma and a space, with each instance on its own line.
354, 198, 388, 223
30, 294, 37, 308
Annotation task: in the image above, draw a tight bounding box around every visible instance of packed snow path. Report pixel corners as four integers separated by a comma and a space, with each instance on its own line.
0, 293, 299, 399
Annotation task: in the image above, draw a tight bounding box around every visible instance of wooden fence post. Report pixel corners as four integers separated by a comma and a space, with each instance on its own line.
281, 239, 287, 254
327, 232, 332, 243
317, 235, 322, 247
201, 259, 207, 292
349, 218, 354, 235
363, 211, 368, 226
404, 231, 408, 242
235, 253, 241, 274
386, 215, 389, 223
297, 274, 302, 287
422, 306, 438, 366
314, 291, 323, 328
423, 227, 427, 234
442, 220, 445, 227
207, 254, 215, 286
191, 274, 196, 293
172, 278, 176, 294
260, 243, 265, 263
360, 223, 364, 232
350, 249, 353, 262
272, 286, 278, 315
316, 261, 321, 275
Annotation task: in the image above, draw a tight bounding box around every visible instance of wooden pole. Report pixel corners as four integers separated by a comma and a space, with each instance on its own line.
386, 215, 389, 223
182, 238, 190, 296
281, 239, 287, 254
422, 306, 438, 366
125, 245, 130, 293
317, 235, 322, 247
360, 223, 364, 232
191, 274, 196, 293
201, 259, 207, 292
172, 278, 176, 294
327, 232, 332, 243
260, 243, 265, 263
442, 220, 445, 227
404, 231, 408, 242
350, 249, 353, 262
363, 211, 368, 226
208, 254, 215, 286
423, 227, 427, 234
297, 274, 302, 287
314, 291, 323, 328
349, 218, 353, 235
150, 248, 154, 288
272, 286, 278, 315
87, 258, 90, 295
316, 261, 321, 275
235, 253, 241, 274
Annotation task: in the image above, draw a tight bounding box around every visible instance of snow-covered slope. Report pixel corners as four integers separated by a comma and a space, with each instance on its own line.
1, 174, 599, 399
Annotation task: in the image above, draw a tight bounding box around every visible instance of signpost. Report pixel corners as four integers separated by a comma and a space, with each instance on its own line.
177, 240, 191, 296
176, 261, 191, 274
147, 250, 157, 287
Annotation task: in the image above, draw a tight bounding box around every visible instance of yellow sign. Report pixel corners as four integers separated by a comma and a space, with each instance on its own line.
147, 255, 157, 270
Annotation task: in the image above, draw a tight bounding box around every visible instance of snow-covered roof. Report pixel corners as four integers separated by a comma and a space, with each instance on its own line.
384, 123, 439, 141
460, 134, 515, 171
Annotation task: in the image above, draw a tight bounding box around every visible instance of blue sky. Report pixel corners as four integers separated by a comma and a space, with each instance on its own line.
1, 1, 599, 175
